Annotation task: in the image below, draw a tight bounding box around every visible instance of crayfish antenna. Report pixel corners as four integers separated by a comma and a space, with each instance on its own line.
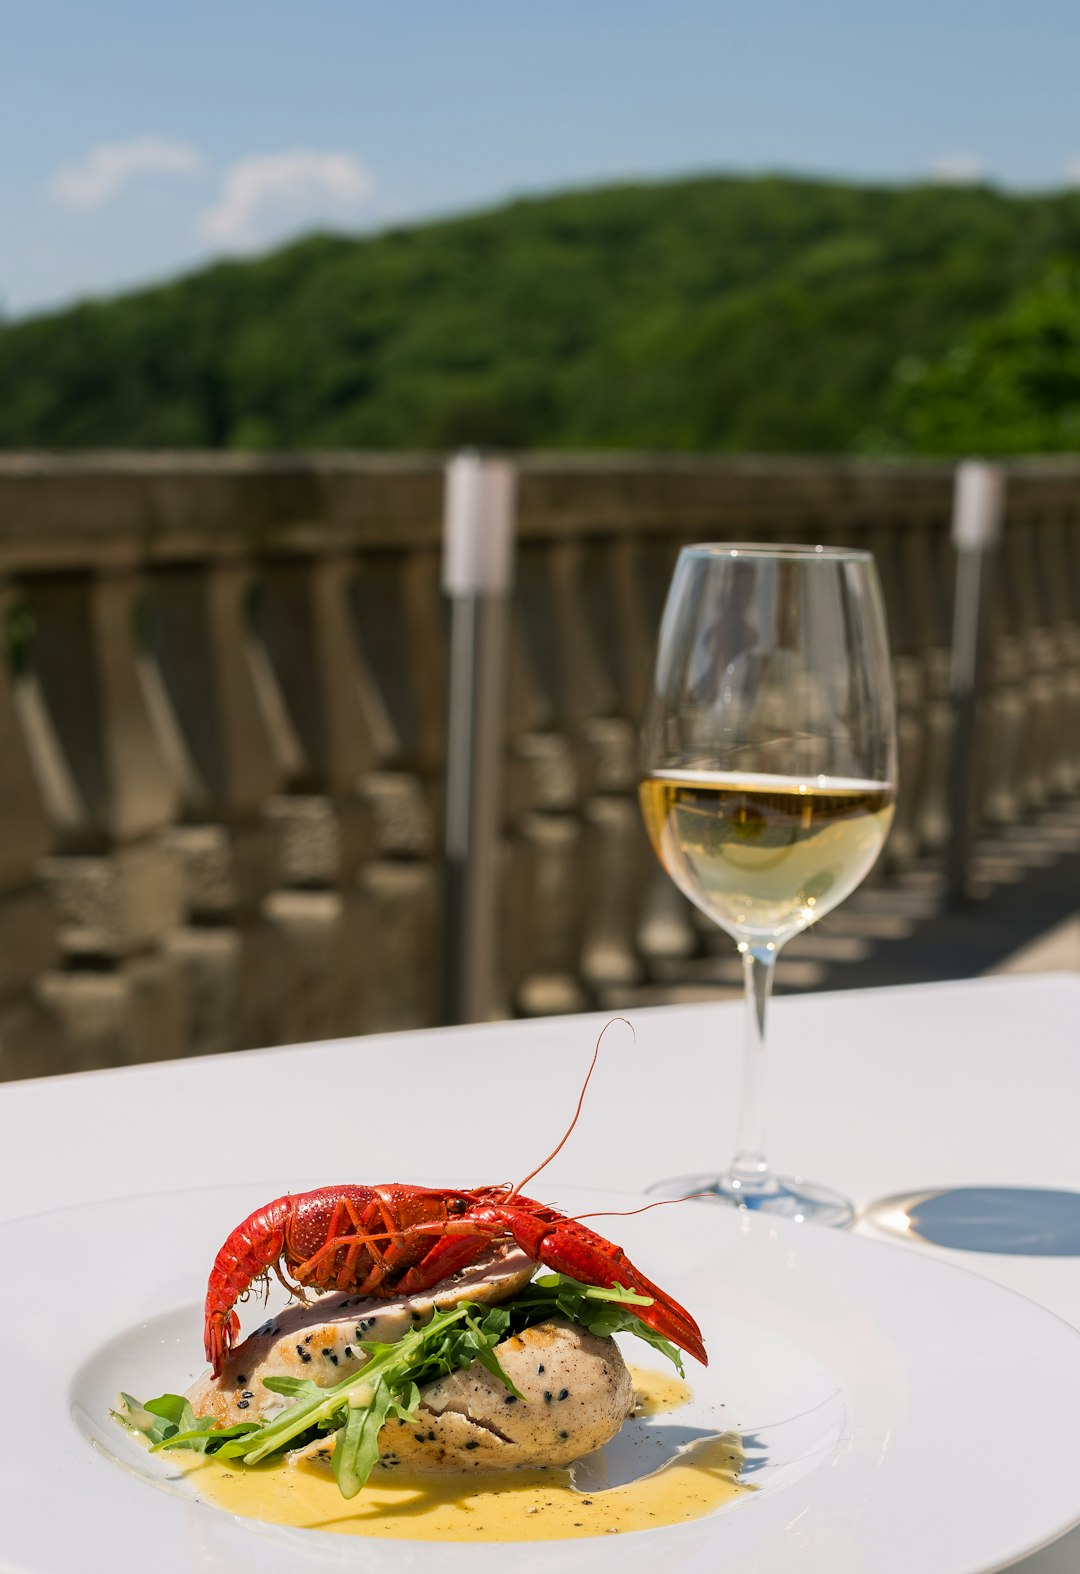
569, 1193, 716, 1223
509, 1017, 635, 1198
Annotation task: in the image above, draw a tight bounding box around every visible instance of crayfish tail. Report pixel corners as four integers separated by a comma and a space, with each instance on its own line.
629, 1277, 709, 1368
205, 1307, 241, 1376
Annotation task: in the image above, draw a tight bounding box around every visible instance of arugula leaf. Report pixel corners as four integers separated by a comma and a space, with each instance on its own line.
261, 1375, 322, 1400
509, 1274, 686, 1375
114, 1393, 259, 1456
333, 1377, 396, 1498
459, 1310, 525, 1399
113, 1393, 182, 1447
150, 1420, 260, 1454
120, 1272, 691, 1498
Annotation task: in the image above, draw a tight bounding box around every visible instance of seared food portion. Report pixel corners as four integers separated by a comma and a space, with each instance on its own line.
190, 1248, 534, 1427
188, 1253, 634, 1473
124, 1267, 691, 1500
382, 1319, 633, 1471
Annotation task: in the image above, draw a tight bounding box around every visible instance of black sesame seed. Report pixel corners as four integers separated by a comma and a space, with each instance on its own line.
304, 1334, 314, 1345
465, 1441, 480, 1450
559, 1430, 569, 1440
415, 1433, 426, 1443
536, 1364, 545, 1375
544, 1391, 553, 1403
557, 1388, 569, 1401
323, 1350, 339, 1364
241, 1390, 253, 1400
237, 1400, 250, 1410
344, 1345, 353, 1358
236, 1374, 248, 1385
504, 1394, 517, 1404
428, 1430, 436, 1440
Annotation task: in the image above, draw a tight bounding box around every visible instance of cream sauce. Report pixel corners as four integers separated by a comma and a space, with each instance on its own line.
185, 1366, 747, 1541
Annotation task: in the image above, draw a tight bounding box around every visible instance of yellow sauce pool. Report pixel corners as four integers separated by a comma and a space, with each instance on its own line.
630, 1366, 692, 1417
185, 1367, 747, 1541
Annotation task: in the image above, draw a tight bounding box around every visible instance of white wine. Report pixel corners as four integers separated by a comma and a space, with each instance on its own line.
639, 770, 895, 942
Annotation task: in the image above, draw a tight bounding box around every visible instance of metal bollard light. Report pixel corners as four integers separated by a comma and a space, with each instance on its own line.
440, 453, 517, 1024
946, 460, 1004, 906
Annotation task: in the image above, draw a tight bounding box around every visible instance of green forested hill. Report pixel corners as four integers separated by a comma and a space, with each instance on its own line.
4, 175, 1080, 453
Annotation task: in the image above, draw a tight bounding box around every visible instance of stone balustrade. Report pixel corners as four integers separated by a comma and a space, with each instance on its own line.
0, 454, 1077, 1079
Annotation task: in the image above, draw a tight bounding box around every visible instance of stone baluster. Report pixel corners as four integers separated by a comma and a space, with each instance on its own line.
980, 508, 1029, 828
905, 514, 955, 853
144, 558, 288, 1056
0, 586, 63, 1079
257, 548, 437, 1037
501, 541, 593, 1013
20, 569, 189, 1068
1006, 510, 1057, 811
1030, 508, 1077, 802
354, 547, 442, 1032
1044, 509, 1080, 796
869, 520, 923, 873
572, 537, 651, 994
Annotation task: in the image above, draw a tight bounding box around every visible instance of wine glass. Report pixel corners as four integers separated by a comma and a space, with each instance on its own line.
639, 544, 897, 1225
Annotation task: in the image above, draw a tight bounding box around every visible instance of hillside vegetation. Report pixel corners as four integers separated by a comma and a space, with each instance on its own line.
3, 175, 1080, 453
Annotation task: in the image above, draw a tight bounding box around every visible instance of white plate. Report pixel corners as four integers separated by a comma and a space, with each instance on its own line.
5, 1181, 1080, 1574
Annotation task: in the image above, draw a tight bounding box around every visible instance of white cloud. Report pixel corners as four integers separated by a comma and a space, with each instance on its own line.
199, 151, 374, 251
49, 137, 202, 210
929, 152, 985, 186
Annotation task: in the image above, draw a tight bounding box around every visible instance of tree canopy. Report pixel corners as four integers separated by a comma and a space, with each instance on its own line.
882, 265, 1080, 454
2, 175, 1080, 453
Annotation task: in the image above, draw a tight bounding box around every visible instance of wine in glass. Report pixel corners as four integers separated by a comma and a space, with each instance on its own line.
639, 544, 897, 1225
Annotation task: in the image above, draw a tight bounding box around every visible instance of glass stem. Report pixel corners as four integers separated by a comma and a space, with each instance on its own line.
729, 942, 778, 1195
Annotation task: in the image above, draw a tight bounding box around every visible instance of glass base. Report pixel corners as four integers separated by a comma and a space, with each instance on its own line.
646, 1171, 855, 1228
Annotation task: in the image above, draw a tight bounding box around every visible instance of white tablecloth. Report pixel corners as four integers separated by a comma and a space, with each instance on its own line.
3, 971, 1078, 1570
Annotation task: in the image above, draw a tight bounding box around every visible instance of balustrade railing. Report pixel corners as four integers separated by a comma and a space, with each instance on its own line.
0, 453, 1076, 1079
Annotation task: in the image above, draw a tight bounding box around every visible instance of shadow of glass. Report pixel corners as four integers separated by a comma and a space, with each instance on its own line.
867, 1187, 1080, 1255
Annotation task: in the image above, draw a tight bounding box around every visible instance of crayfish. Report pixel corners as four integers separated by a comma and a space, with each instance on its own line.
203, 1025, 706, 1374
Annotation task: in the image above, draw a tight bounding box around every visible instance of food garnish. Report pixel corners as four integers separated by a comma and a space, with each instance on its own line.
117, 1275, 684, 1498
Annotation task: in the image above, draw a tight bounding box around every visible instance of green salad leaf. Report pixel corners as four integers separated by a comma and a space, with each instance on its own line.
117, 1275, 686, 1499
113, 1392, 260, 1454
333, 1376, 396, 1498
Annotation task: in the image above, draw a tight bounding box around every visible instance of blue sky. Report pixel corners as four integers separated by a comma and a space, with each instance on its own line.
4, 0, 1080, 317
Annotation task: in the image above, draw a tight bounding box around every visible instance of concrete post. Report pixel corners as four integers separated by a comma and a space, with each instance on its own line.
441, 454, 516, 1025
